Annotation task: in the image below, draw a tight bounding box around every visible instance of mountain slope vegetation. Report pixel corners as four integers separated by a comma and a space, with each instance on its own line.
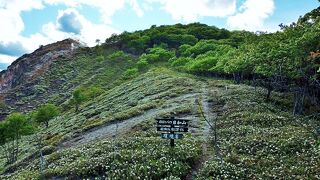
0, 7, 319, 180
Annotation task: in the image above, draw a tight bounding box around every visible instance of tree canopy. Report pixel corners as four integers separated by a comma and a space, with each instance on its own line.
34, 104, 59, 128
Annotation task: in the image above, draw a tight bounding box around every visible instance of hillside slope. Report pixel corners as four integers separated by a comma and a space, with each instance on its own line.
0, 40, 132, 120
1, 68, 206, 179
0, 12, 320, 179
0, 39, 84, 119
0, 67, 319, 179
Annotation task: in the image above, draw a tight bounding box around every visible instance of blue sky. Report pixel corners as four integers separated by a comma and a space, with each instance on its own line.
0, 0, 319, 70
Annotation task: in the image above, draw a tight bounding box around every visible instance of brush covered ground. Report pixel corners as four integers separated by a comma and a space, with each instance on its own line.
0, 49, 319, 179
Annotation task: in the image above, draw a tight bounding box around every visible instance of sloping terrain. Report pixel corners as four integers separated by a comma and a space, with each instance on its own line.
0, 14, 319, 179
0, 68, 207, 179
197, 81, 320, 179
1, 67, 319, 179
0, 42, 133, 119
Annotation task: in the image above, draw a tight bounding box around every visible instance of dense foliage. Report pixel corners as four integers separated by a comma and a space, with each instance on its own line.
104, 9, 320, 115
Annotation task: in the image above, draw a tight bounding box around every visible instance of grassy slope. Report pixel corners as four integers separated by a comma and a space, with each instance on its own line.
197, 80, 320, 179
1, 68, 205, 179
0, 49, 319, 179
7, 48, 133, 113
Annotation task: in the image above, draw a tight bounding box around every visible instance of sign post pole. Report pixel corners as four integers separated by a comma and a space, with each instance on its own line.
170, 117, 175, 147
156, 116, 190, 147
170, 135, 174, 147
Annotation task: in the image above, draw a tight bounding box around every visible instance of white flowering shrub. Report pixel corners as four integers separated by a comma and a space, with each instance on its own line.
197, 81, 320, 179
7, 137, 202, 179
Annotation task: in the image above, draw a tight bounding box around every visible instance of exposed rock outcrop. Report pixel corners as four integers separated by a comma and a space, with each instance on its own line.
0, 38, 84, 93
0, 38, 85, 120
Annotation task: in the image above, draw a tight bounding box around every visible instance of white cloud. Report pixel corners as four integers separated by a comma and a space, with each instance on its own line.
0, 0, 43, 12
0, 0, 43, 43
0, 0, 44, 42
0, 9, 24, 42
0, 0, 46, 64
128, 0, 144, 17
57, 9, 83, 34
141, 2, 153, 11
0, 0, 125, 64
44, 0, 143, 23
0, 54, 18, 64
227, 0, 275, 31
42, 8, 119, 46
147, 0, 237, 22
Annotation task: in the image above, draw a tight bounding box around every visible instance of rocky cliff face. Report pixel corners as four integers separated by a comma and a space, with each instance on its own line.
0, 38, 85, 120
0, 38, 84, 93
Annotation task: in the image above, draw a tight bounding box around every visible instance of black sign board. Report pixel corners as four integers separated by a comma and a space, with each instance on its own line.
161, 133, 183, 139
156, 118, 189, 126
157, 126, 188, 132
156, 117, 190, 147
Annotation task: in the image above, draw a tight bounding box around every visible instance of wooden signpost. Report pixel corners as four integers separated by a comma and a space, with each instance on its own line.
156, 117, 190, 147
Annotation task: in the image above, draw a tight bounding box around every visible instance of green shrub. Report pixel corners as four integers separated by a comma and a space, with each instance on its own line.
123, 68, 139, 79
95, 55, 104, 62
107, 51, 128, 60
0, 101, 6, 109
137, 59, 149, 70
170, 57, 193, 67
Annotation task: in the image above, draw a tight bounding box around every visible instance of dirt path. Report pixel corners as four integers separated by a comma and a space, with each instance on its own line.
58, 93, 200, 150
58, 107, 177, 149
56, 81, 221, 179
186, 82, 218, 179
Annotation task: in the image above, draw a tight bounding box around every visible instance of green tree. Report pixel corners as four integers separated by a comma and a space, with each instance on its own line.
137, 59, 149, 71
285, 20, 320, 115
0, 122, 9, 163
224, 45, 255, 84
251, 33, 293, 100
137, 47, 175, 64
128, 35, 150, 54
186, 51, 219, 73
123, 68, 139, 79
211, 47, 236, 74
1, 113, 34, 164
34, 104, 59, 128
183, 40, 220, 58
170, 57, 193, 69
73, 89, 86, 112
177, 44, 192, 57
147, 47, 175, 62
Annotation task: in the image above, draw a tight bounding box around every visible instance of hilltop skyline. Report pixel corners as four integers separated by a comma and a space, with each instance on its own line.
0, 0, 319, 69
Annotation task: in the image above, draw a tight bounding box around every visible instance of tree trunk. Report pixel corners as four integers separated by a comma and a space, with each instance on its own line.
15, 138, 19, 162
266, 81, 273, 101
75, 104, 79, 112
233, 72, 241, 84
10, 140, 15, 163
293, 87, 306, 115
252, 74, 257, 91
266, 88, 272, 101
